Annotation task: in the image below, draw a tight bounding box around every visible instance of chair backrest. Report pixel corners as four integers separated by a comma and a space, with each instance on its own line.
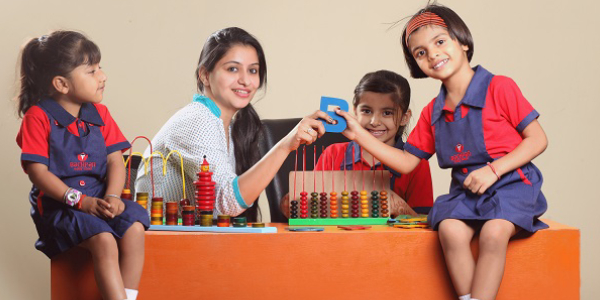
258, 118, 349, 222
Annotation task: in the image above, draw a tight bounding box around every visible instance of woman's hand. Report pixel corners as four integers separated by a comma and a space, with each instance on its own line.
334, 109, 364, 141
463, 165, 499, 195
80, 196, 114, 219
281, 110, 331, 152
279, 193, 290, 219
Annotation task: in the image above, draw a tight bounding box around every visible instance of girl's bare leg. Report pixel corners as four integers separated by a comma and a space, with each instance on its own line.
471, 219, 517, 300
80, 232, 126, 300
438, 219, 477, 296
117, 222, 145, 290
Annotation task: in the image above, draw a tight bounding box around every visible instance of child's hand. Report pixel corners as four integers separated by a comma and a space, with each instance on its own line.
335, 109, 364, 141
279, 193, 290, 219
80, 196, 114, 219
389, 194, 418, 217
104, 196, 125, 217
463, 166, 499, 195
282, 110, 330, 152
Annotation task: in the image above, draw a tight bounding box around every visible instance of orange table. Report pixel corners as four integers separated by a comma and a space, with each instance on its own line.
51, 219, 579, 300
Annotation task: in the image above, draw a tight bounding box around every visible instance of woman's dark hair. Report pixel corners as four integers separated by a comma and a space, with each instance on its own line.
353, 70, 411, 140
194, 27, 267, 221
401, 4, 474, 79
17, 30, 101, 117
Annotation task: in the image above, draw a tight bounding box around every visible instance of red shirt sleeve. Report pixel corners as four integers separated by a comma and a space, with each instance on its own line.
395, 158, 434, 210
491, 76, 539, 132
94, 104, 130, 153
16, 106, 51, 170
405, 99, 436, 159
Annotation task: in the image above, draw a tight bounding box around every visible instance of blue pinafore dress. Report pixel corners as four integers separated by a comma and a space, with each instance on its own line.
30, 99, 149, 258
427, 68, 548, 233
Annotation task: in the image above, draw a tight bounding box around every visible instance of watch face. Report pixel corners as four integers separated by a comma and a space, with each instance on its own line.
66, 189, 81, 206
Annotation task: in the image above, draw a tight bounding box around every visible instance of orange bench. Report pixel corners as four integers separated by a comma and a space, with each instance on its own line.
51, 219, 579, 300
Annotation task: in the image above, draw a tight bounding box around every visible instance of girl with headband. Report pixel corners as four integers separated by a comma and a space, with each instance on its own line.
335, 4, 548, 300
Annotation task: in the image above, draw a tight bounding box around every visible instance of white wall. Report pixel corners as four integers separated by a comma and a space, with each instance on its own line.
1, 0, 597, 298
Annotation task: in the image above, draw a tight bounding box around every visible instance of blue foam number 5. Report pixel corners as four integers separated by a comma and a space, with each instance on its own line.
320, 96, 348, 133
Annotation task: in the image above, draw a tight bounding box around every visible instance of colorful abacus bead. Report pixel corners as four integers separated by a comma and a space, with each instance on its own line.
330, 191, 338, 218
136, 192, 148, 210
310, 192, 319, 218
121, 189, 132, 200
380, 191, 389, 218
217, 215, 231, 227
341, 191, 349, 218
200, 211, 213, 227
300, 191, 308, 218
290, 200, 299, 219
150, 197, 164, 225
371, 191, 379, 218
360, 191, 369, 218
194, 156, 216, 220
319, 192, 328, 218
165, 202, 178, 225
351, 191, 359, 218
182, 205, 195, 226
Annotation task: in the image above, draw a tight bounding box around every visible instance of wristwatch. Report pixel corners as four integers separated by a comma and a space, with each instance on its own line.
64, 188, 83, 207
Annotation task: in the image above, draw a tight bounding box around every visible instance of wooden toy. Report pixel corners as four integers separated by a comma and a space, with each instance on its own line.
288, 145, 406, 226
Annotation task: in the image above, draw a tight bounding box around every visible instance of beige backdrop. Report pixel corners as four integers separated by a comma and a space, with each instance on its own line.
1, 0, 597, 298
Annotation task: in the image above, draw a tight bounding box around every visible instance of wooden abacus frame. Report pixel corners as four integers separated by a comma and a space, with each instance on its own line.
288, 170, 398, 225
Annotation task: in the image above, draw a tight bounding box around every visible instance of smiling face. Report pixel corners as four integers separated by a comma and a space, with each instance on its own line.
202, 44, 260, 116
64, 63, 107, 104
408, 25, 470, 82
355, 91, 409, 146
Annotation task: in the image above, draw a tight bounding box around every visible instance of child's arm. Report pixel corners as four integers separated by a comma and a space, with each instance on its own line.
463, 120, 547, 195
103, 150, 126, 216
25, 162, 113, 218
336, 109, 421, 174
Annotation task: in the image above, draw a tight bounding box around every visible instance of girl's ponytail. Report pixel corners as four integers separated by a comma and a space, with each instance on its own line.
231, 103, 263, 222
17, 38, 45, 117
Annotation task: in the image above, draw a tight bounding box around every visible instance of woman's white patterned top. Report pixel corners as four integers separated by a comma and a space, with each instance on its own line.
135, 94, 250, 217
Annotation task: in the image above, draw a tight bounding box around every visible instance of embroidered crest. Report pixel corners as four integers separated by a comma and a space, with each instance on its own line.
455, 144, 463, 153
78, 152, 88, 162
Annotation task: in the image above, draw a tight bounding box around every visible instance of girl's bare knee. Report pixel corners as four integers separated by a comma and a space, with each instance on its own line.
84, 232, 118, 258
125, 222, 146, 239
479, 221, 514, 253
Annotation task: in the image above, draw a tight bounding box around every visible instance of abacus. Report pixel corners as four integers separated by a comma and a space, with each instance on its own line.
288, 145, 397, 226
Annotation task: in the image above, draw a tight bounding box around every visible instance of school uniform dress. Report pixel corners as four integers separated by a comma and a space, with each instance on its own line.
405, 66, 548, 232
17, 99, 149, 258
316, 140, 434, 214
135, 94, 252, 217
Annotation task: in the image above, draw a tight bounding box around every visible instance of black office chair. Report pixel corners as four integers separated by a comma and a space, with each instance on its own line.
258, 118, 349, 223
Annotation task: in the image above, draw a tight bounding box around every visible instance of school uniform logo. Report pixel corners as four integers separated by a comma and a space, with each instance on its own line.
78, 153, 88, 162
455, 144, 463, 153
71, 152, 96, 171
451, 143, 471, 163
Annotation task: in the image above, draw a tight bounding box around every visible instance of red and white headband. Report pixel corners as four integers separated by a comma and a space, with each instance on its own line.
405, 12, 447, 45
